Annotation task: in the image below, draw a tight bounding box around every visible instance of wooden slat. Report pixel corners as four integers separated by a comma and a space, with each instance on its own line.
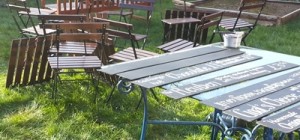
22, 38, 36, 85
100, 46, 226, 75
14, 39, 27, 84
118, 49, 244, 80
38, 38, 52, 82
133, 54, 262, 88
6, 39, 19, 87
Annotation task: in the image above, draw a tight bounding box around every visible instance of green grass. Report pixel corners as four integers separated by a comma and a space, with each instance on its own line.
1, 0, 300, 139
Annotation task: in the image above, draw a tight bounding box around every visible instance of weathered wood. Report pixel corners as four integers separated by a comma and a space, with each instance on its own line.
6, 37, 52, 88
163, 9, 206, 43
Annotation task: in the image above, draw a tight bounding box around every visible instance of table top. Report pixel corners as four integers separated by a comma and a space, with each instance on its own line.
99, 42, 300, 133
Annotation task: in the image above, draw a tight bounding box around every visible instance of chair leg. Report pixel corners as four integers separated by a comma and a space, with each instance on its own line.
150, 88, 159, 103
90, 73, 99, 104
209, 32, 216, 44
106, 83, 116, 103
52, 70, 58, 100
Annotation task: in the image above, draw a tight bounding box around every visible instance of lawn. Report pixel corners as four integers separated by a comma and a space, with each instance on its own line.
1, 0, 300, 139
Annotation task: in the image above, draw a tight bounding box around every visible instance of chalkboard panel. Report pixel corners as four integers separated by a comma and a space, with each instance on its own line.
133, 54, 261, 88
202, 69, 300, 111
225, 83, 300, 122
118, 49, 244, 80
100, 47, 225, 75
162, 61, 298, 99
257, 103, 300, 133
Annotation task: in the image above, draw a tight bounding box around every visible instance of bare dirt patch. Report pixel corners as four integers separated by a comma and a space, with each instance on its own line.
192, 0, 300, 17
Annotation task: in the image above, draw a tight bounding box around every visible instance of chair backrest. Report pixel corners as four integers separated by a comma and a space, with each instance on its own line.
194, 12, 224, 46
234, 0, 266, 29
7, 3, 39, 37
38, 14, 87, 35
120, 0, 155, 33
43, 22, 109, 55
93, 17, 139, 59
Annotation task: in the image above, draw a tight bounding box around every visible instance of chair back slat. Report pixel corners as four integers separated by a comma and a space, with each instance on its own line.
7, 4, 30, 12
194, 12, 224, 45
42, 22, 108, 32
94, 17, 133, 30
38, 14, 87, 21
57, 33, 105, 42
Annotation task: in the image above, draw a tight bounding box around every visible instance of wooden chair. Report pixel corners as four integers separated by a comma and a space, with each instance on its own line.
38, 14, 100, 55
158, 12, 224, 52
212, 0, 266, 45
99, 0, 155, 49
6, 0, 55, 16
161, 10, 203, 44
7, 3, 56, 37
94, 17, 158, 62
43, 22, 109, 99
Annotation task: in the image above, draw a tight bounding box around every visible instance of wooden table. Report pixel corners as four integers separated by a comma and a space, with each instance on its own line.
99, 42, 300, 140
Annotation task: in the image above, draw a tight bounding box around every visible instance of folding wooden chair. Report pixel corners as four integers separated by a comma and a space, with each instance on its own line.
158, 12, 224, 52
38, 14, 101, 55
93, 17, 158, 62
212, 0, 266, 45
43, 22, 109, 99
99, 0, 155, 49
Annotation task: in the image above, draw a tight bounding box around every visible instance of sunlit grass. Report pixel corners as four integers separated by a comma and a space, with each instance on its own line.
1, 0, 300, 139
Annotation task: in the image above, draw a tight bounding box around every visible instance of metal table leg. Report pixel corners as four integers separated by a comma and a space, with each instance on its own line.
140, 87, 148, 140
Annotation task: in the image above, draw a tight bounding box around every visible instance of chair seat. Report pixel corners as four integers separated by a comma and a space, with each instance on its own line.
107, 29, 147, 41
49, 42, 97, 54
19, 8, 56, 16
22, 25, 56, 36
157, 39, 200, 52
48, 56, 102, 69
219, 18, 253, 30
109, 47, 158, 62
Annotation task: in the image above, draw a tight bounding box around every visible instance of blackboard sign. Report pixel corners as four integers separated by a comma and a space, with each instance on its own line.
100, 47, 225, 75
161, 61, 298, 99
133, 54, 261, 88
202, 69, 300, 111
119, 49, 244, 80
257, 103, 300, 133
225, 83, 300, 122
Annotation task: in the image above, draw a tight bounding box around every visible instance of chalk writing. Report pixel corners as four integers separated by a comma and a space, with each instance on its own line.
162, 61, 298, 99
133, 54, 261, 88
258, 104, 300, 133
203, 70, 300, 110
225, 83, 300, 122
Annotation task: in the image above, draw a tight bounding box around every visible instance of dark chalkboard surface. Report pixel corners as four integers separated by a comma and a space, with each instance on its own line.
118, 49, 244, 80
225, 82, 300, 122
133, 54, 261, 88
202, 69, 300, 111
257, 103, 300, 133
100, 47, 225, 75
161, 61, 298, 99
